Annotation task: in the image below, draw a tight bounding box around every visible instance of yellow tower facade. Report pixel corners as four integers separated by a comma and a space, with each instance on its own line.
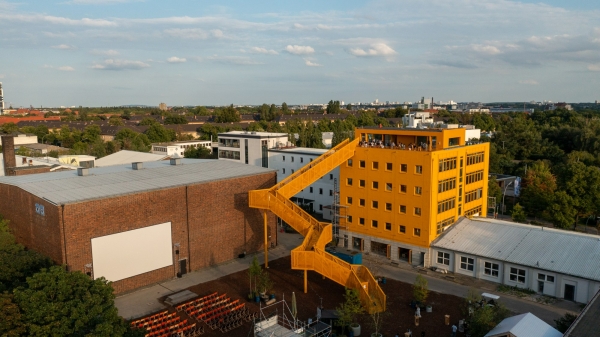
339, 127, 489, 266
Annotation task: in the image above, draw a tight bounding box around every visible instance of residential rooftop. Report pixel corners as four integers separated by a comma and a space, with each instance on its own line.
94, 150, 169, 167
0, 159, 275, 205
432, 217, 600, 282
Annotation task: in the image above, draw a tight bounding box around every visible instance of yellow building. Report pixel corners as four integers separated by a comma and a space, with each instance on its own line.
339, 127, 489, 266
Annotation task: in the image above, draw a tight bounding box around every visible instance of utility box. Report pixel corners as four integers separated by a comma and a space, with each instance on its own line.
326, 248, 362, 265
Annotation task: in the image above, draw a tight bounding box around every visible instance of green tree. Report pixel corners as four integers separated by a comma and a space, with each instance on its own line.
468, 304, 510, 337
519, 161, 556, 217
326, 100, 341, 114
281, 102, 289, 114
109, 117, 125, 126
511, 203, 527, 223
413, 274, 429, 303
0, 216, 53, 293
0, 293, 25, 337
335, 288, 363, 335
13, 266, 127, 336
1, 122, 19, 134
192, 106, 209, 116
138, 117, 159, 126
145, 123, 175, 143
82, 125, 102, 143
184, 146, 215, 159
547, 191, 577, 229
487, 177, 503, 209
114, 128, 151, 152
215, 105, 241, 123
164, 115, 189, 125
554, 312, 577, 333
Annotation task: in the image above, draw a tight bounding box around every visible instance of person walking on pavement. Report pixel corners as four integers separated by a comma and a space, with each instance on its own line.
451, 323, 457, 337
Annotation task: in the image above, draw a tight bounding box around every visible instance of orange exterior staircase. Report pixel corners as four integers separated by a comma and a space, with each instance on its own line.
249, 138, 386, 314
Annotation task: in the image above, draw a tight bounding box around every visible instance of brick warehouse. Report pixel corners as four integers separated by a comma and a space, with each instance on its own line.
0, 159, 277, 294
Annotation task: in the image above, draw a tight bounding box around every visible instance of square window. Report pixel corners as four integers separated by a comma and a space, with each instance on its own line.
509, 267, 526, 284
319, 204, 323, 211
347, 159, 353, 167
359, 199, 365, 207
347, 178, 353, 186
484, 262, 499, 277
291, 157, 294, 162
386, 163, 392, 171
329, 190, 333, 196
347, 215, 353, 223
359, 218, 365, 225
372, 181, 379, 189
400, 205, 407, 213
415, 186, 422, 195
385, 203, 392, 211
372, 162, 379, 170
399, 225, 406, 234
283, 156, 285, 161
415, 165, 423, 174
400, 185, 407, 193
460, 256, 474, 271
386, 183, 392, 191
283, 168, 286, 174
372, 220, 378, 228
291, 169, 295, 173
300, 157, 303, 163
414, 207, 422, 216
547, 275, 554, 283
437, 252, 450, 265
319, 188, 323, 195
347, 197, 353, 204
330, 174, 333, 180
359, 160, 366, 168
310, 187, 313, 193
538, 273, 546, 281
385, 222, 392, 231
414, 228, 421, 236
372, 200, 378, 209
400, 164, 407, 172
359, 180, 366, 187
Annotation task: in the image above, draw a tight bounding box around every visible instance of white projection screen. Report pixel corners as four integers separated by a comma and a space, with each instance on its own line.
91, 222, 173, 282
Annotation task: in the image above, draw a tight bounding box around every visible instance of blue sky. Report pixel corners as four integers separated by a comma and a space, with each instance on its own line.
0, 0, 599, 107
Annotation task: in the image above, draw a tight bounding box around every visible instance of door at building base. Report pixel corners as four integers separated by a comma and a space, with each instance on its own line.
564, 284, 575, 301
399, 248, 412, 264
179, 259, 188, 277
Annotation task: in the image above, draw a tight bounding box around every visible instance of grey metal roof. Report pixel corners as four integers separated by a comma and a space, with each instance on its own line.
484, 313, 562, 337
432, 217, 600, 281
0, 159, 274, 205
94, 150, 169, 167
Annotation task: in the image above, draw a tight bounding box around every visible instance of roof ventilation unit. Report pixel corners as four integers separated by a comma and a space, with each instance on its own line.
77, 167, 89, 176
170, 158, 181, 166
132, 162, 143, 170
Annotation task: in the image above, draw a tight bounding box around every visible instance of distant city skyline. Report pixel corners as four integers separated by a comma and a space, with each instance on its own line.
0, 0, 599, 107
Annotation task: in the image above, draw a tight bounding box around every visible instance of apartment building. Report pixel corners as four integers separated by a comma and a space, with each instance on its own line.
217, 131, 288, 167
151, 140, 212, 157
339, 127, 489, 266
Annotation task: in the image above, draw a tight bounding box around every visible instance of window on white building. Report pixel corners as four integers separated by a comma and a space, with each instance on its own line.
460, 256, 474, 271
510, 267, 526, 283
538, 274, 555, 283
484, 262, 499, 277
437, 252, 450, 265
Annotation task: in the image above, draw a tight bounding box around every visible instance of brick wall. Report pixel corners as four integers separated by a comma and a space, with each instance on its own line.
0, 170, 277, 295
0, 184, 63, 263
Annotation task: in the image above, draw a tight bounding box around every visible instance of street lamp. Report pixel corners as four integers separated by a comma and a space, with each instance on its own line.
501, 180, 514, 216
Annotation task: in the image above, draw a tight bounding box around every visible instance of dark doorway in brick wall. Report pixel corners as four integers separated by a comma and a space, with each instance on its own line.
179, 259, 187, 276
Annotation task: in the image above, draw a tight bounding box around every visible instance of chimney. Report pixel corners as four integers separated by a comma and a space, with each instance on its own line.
28, 159, 32, 166
132, 162, 143, 170
77, 167, 89, 176
22, 157, 27, 165
170, 158, 181, 166
1, 135, 16, 176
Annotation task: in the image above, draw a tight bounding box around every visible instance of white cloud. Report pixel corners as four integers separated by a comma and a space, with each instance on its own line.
51, 44, 76, 50
285, 45, 314, 55
92, 59, 150, 70
0, 74, 4, 79
167, 56, 187, 63
0, 13, 117, 27
304, 59, 322, 67
164, 28, 209, 40
90, 49, 119, 56
248, 47, 278, 55
211, 29, 224, 38
471, 44, 502, 55
58, 66, 75, 71
588, 64, 600, 71
519, 79, 539, 85
208, 55, 263, 65
348, 43, 396, 57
